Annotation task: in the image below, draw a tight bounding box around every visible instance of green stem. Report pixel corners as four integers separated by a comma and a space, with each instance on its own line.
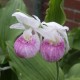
56, 62, 59, 80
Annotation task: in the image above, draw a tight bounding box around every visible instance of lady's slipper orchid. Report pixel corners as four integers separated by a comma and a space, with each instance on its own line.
14, 29, 40, 58
10, 12, 40, 58
37, 22, 69, 62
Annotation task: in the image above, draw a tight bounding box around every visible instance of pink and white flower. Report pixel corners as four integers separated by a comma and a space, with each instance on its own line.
10, 12, 40, 58
14, 29, 40, 58
10, 12, 69, 61
37, 22, 70, 62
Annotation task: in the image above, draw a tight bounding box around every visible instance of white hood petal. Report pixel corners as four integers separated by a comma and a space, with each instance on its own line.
37, 28, 60, 42
41, 22, 69, 31
10, 23, 25, 29
12, 12, 40, 29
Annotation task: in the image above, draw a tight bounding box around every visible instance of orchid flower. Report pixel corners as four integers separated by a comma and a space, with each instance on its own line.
10, 12, 40, 58
37, 22, 70, 62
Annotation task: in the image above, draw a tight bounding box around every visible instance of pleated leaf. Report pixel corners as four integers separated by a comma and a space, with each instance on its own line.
7, 41, 64, 80
68, 28, 80, 50
45, 0, 66, 25
0, 0, 27, 51
65, 63, 80, 80
65, 77, 80, 80
0, 1, 27, 79
67, 63, 80, 78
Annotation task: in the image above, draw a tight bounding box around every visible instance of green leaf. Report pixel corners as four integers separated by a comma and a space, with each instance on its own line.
0, 47, 8, 64
65, 77, 80, 80
6, 41, 64, 80
67, 63, 80, 78
60, 49, 80, 74
0, 0, 27, 52
0, 54, 6, 64
45, 0, 66, 25
64, 63, 80, 80
68, 28, 80, 50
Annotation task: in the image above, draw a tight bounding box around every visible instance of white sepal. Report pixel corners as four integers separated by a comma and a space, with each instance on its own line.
12, 12, 40, 29
41, 22, 69, 31
32, 15, 40, 22
10, 23, 25, 29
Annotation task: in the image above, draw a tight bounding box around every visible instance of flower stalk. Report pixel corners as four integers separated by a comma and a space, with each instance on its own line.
56, 62, 59, 80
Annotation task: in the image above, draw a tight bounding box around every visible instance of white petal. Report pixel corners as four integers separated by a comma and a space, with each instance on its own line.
23, 28, 32, 39
10, 23, 25, 29
12, 12, 40, 29
63, 26, 69, 31
41, 22, 48, 29
32, 15, 40, 22
36, 28, 48, 38
41, 22, 69, 31
37, 28, 59, 42
41, 22, 60, 30
59, 31, 70, 53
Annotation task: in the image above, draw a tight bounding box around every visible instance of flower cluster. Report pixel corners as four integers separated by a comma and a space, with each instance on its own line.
10, 12, 69, 62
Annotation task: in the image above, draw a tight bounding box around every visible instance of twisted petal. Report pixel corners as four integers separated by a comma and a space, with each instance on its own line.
12, 12, 40, 29
14, 33, 40, 58
40, 39, 65, 62
10, 23, 25, 29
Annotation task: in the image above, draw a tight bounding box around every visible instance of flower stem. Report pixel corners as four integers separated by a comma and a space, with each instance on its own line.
56, 62, 59, 80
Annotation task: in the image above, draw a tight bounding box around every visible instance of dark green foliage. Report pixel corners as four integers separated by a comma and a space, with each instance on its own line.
45, 0, 66, 25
